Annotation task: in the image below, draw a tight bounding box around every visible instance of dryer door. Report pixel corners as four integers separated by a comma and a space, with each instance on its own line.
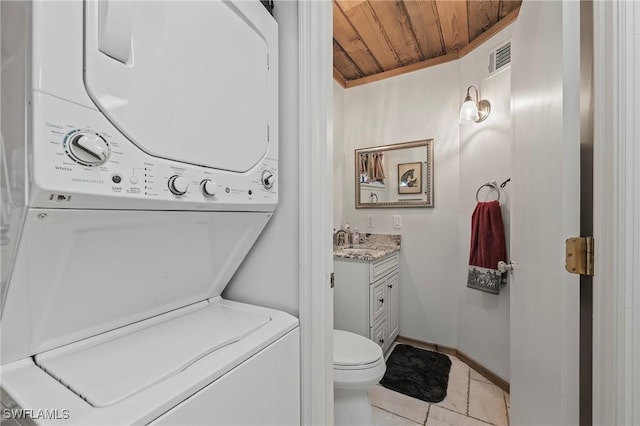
83, 1, 272, 173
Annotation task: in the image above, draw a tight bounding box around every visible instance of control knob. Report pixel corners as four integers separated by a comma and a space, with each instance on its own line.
168, 175, 189, 196
66, 131, 110, 166
200, 179, 217, 197
261, 170, 275, 190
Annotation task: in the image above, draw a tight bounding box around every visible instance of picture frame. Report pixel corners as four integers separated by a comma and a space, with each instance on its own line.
397, 162, 422, 194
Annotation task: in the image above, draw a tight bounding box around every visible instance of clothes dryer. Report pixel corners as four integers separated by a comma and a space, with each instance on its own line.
0, 2, 298, 425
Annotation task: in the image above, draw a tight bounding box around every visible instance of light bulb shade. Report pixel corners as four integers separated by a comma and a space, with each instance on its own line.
459, 99, 479, 123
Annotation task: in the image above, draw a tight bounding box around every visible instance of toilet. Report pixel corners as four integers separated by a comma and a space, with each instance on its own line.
333, 329, 387, 426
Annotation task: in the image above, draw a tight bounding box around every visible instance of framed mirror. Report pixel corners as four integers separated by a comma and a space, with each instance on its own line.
355, 139, 433, 209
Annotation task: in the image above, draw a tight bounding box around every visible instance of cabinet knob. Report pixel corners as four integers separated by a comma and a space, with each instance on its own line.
379, 338, 384, 344
379, 298, 384, 303
388, 284, 393, 288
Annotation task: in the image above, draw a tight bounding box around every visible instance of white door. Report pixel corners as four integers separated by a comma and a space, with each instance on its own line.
510, 1, 581, 425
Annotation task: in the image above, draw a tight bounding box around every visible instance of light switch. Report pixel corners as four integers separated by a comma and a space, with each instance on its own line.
393, 215, 401, 229
367, 215, 374, 228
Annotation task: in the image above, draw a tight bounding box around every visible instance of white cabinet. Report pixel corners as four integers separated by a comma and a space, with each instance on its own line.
334, 252, 399, 353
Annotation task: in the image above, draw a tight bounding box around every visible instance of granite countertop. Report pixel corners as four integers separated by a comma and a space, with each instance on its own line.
333, 244, 401, 261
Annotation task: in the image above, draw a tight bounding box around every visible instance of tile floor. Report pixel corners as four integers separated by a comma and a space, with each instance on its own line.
370, 343, 510, 426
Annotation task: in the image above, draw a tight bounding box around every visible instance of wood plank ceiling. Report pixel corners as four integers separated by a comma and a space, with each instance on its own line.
333, 0, 522, 88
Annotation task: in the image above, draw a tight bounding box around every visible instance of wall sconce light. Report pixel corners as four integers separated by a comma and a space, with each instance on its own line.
459, 86, 491, 124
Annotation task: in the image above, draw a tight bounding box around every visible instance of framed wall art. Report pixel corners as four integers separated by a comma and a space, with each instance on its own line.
397, 162, 422, 194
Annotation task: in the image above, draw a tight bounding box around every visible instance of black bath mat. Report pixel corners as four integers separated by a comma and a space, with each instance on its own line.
380, 344, 452, 403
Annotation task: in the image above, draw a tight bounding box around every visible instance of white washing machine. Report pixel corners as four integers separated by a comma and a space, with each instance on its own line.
0, 1, 299, 425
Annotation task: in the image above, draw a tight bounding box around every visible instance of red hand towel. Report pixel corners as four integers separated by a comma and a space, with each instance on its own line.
467, 200, 507, 294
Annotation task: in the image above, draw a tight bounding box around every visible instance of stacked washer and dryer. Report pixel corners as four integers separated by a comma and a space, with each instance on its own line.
0, 1, 300, 425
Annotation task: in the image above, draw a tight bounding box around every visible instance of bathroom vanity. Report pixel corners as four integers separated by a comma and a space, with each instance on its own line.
333, 242, 400, 354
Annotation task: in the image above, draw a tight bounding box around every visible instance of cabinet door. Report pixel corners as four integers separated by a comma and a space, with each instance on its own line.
386, 272, 399, 342
370, 279, 386, 324
369, 253, 399, 283
371, 318, 386, 350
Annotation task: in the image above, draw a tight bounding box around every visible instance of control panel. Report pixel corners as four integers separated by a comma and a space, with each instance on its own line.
32, 93, 277, 211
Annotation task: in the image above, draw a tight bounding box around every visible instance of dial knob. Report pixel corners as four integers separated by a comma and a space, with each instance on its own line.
66, 132, 110, 166
201, 179, 216, 197
261, 170, 275, 190
168, 175, 189, 195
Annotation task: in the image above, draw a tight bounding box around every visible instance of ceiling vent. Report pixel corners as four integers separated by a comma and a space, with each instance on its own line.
488, 41, 511, 75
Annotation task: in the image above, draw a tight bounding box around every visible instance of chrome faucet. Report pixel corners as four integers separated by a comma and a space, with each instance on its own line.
334, 229, 348, 247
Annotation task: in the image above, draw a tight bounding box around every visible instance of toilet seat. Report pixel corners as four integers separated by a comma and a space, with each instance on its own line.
333, 329, 384, 372
333, 356, 385, 371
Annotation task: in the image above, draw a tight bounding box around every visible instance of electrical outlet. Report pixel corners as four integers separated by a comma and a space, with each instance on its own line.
393, 215, 401, 229
367, 215, 374, 228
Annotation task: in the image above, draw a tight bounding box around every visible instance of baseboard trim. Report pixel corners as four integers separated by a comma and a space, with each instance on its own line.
396, 336, 458, 356
396, 336, 510, 394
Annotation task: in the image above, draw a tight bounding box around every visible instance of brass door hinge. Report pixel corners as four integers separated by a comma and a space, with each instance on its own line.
565, 237, 594, 276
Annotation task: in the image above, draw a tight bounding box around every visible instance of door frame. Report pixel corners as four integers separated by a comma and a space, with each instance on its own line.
298, 1, 334, 425
592, 1, 640, 424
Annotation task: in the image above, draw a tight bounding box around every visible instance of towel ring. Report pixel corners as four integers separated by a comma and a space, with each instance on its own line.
476, 181, 500, 203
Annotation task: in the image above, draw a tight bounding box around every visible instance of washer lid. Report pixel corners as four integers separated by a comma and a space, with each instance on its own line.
34, 302, 270, 408
333, 330, 383, 367
84, 1, 273, 172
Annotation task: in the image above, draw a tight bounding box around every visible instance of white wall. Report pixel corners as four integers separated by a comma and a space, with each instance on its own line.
224, 1, 299, 316
333, 81, 345, 229
340, 62, 461, 348
457, 27, 514, 381
334, 25, 514, 379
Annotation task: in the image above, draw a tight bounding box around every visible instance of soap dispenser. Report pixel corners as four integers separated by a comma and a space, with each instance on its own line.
344, 224, 352, 246
352, 227, 360, 245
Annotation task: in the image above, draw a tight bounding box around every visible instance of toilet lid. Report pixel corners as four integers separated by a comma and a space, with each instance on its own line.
333, 330, 383, 367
